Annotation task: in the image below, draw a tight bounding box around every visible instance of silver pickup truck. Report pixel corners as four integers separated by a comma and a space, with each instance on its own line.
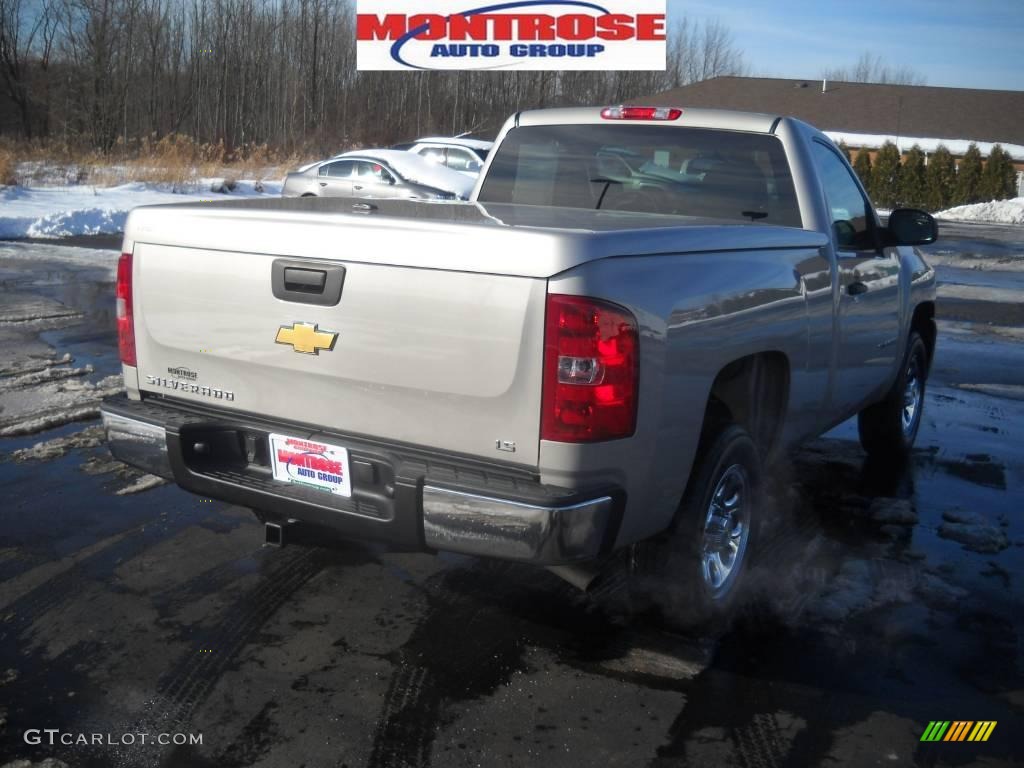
101, 105, 937, 620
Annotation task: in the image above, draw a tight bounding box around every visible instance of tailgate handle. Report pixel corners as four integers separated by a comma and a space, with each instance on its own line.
272, 260, 346, 306
284, 267, 326, 292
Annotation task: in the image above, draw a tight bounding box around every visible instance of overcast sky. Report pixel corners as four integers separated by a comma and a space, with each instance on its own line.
672, 0, 1023, 91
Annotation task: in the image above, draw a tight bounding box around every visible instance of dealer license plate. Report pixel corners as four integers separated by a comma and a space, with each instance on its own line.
268, 433, 352, 498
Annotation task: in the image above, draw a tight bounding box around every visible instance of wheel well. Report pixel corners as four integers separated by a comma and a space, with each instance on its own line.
703, 352, 790, 457
911, 302, 936, 366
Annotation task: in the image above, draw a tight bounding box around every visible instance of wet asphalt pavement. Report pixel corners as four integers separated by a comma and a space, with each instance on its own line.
0, 223, 1022, 768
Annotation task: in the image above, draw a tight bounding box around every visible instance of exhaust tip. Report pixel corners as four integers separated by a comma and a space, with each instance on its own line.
265, 522, 284, 548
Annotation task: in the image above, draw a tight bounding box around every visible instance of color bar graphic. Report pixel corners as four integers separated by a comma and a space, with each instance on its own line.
968, 722, 997, 742
920, 721, 996, 742
944, 721, 972, 741
921, 721, 950, 742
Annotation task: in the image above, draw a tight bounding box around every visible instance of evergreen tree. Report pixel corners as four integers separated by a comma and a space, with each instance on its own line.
953, 144, 984, 205
870, 142, 901, 209
837, 141, 852, 163
853, 150, 873, 191
980, 145, 1016, 201
924, 145, 956, 212
898, 145, 927, 208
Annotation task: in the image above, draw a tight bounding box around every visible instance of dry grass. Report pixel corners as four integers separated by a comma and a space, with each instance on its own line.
0, 134, 314, 189
0, 146, 17, 186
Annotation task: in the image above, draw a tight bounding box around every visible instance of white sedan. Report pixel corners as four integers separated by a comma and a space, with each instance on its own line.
394, 137, 494, 177
282, 149, 475, 201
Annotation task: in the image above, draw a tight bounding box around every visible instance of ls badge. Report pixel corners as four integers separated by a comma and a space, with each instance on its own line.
276, 322, 338, 355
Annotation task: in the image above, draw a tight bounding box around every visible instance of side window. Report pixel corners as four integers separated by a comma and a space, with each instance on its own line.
354, 161, 396, 185
418, 146, 447, 166
812, 142, 875, 251
446, 148, 480, 172
321, 161, 354, 179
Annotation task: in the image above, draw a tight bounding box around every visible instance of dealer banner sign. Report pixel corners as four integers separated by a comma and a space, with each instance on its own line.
356, 1, 666, 71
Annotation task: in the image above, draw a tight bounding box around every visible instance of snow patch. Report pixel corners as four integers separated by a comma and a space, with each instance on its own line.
0, 352, 73, 378
9, 425, 106, 462
25, 208, 127, 238
934, 197, 1024, 225
0, 179, 283, 240
0, 405, 102, 437
0, 241, 119, 273
0, 365, 93, 392
0, 374, 124, 436
938, 510, 1010, 554
115, 475, 167, 495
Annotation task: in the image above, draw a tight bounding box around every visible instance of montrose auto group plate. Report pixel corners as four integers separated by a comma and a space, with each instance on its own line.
269, 434, 352, 498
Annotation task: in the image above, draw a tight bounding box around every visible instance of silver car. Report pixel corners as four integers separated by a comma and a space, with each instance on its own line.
281, 149, 473, 201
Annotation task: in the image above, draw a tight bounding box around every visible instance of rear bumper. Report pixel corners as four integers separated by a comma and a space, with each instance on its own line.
100, 395, 622, 565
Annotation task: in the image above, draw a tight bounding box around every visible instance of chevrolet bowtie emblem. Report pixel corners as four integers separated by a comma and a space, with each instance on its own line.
275, 323, 338, 355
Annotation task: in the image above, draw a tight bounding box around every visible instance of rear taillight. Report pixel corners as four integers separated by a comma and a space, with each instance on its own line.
542, 295, 638, 443
600, 106, 682, 121
116, 252, 136, 366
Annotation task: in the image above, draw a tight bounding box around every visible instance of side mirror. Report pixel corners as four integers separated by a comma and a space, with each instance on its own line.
887, 208, 938, 246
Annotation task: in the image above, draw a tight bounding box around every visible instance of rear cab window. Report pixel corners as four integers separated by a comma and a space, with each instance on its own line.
477, 124, 802, 228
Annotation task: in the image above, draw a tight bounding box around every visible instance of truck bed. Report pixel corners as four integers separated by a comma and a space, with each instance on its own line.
125, 197, 827, 278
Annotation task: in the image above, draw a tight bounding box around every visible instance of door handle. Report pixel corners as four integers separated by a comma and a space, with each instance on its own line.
848, 282, 869, 296
283, 267, 327, 294
319, 182, 327, 187
272, 260, 346, 306
353, 185, 364, 191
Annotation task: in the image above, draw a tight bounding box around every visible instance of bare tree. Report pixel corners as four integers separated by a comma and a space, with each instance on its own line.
823, 51, 926, 86
674, 17, 748, 85
0, 0, 58, 137
1, 0, 750, 153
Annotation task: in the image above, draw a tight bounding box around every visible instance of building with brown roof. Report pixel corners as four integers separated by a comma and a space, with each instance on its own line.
632, 77, 1024, 174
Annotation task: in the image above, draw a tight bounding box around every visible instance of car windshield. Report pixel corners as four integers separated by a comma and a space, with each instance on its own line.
477, 124, 802, 227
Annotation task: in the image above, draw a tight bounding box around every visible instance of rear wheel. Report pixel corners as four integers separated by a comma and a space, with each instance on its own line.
858, 331, 928, 460
634, 423, 762, 626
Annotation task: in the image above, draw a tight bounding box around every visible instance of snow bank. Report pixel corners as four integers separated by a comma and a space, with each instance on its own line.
0, 179, 283, 239
336, 149, 475, 199
825, 131, 1024, 162
0, 241, 120, 273
935, 197, 1024, 225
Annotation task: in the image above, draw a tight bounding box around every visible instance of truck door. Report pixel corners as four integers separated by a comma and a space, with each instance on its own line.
811, 141, 901, 414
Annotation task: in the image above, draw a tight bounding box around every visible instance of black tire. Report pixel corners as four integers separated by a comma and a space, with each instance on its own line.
858, 331, 928, 461
634, 423, 762, 627
301, 193, 317, 197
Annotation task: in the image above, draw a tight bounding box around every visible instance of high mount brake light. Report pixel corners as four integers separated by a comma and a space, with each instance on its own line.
542, 295, 639, 443
116, 252, 136, 367
601, 106, 682, 121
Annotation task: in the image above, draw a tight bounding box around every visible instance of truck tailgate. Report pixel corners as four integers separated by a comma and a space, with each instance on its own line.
131, 241, 547, 466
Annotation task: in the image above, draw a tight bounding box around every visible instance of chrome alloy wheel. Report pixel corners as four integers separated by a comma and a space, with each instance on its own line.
700, 464, 751, 599
902, 356, 923, 436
